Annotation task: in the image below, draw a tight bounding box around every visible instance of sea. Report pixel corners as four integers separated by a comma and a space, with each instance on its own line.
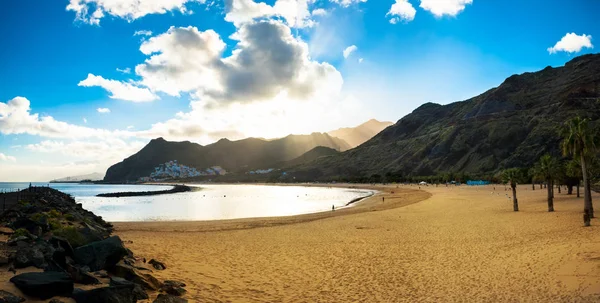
0, 183, 374, 222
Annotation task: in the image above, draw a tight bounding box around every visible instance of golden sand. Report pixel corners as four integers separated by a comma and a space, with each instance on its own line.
2, 184, 600, 302
114, 184, 600, 302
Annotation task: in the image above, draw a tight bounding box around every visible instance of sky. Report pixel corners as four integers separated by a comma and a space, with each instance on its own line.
0, 0, 598, 181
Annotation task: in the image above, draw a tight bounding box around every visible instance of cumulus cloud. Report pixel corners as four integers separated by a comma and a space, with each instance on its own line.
311, 8, 327, 16
387, 0, 416, 23
0, 97, 133, 139
0, 153, 16, 162
419, 0, 472, 17
135, 21, 342, 105
78, 74, 159, 102
224, 0, 317, 28
329, 0, 367, 7
66, 0, 205, 25
343, 45, 357, 58
134, 30, 153, 36
548, 33, 593, 54
116, 67, 131, 74
83, 118, 88, 123
97, 107, 111, 113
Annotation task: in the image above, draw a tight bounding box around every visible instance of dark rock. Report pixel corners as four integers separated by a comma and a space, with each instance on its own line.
74, 236, 127, 271
149, 259, 166, 270
154, 294, 188, 303
13, 241, 55, 269
93, 270, 110, 279
9, 272, 73, 300
110, 277, 149, 300
49, 236, 74, 257
162, 280, 187, 296
112, 261, 162, 291
65, 264, 100, 285
7, 237, 29, 246
10, 217, 47, 236
71, 285, 136, 303
49, 299, 66, 303
0, 290, 25, 303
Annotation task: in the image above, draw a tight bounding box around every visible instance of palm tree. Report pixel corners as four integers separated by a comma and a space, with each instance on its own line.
502, 168, 523, 212
561, 117, 596, 225
566, 158, 582, 198
532, 155, 560, 212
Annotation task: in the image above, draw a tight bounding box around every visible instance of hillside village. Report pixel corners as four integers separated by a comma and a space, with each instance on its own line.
138, 160, 227, 182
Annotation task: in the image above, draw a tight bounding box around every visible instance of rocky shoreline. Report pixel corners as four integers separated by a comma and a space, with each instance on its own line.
96, 185, 192, 198
0, 187, 188, 302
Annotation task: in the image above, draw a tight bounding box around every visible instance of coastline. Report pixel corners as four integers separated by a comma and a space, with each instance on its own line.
114, 184, 427, 233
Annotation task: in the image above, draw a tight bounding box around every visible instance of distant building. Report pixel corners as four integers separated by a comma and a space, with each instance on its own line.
139, 161, 227, 182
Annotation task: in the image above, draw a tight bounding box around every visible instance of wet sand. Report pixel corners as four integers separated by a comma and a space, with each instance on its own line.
112, 184, 600, 302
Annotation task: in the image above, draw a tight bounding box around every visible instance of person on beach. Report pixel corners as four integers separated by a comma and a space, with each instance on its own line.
332, 205, 335, 211
382, 197, 385, 202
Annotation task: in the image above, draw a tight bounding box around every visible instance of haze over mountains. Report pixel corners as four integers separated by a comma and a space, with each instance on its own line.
328, 119, 393, 148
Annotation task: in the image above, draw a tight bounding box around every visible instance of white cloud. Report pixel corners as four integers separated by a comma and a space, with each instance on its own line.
0, 153, 16, 162
66, 0, 205, 25
0, 97, 133, 139
134, 30, 153, 36
419, 0, 472, 17
329, 0, 367, 7
135, 21, 342, 105
548, 33, 593, 54
97, 107, 111, 113
387, 0, 416, 23
311, 8, 327, 16
127, 125, 135, 129
224, 0, 316, 28
78, 74, 159, 102
358, 58, 364, 63
83, 117, 88, 123
116, 67, 131, 74
343, 45, 357, 58
26, 139, 145, 162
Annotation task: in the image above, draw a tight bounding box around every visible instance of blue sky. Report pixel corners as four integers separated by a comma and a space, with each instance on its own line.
0, 0, 597, 181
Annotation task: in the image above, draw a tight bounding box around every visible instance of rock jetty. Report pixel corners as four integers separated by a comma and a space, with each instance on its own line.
0, 187, 188, 302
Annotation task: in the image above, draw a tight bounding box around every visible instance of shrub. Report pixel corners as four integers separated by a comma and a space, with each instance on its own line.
53, 226, 87, 248
48, 218, 62, 231
48, 209, 62, 218
64, 213, 75, 222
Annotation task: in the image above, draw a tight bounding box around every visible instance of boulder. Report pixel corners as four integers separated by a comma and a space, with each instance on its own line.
74, 236, 127, 271
13, 241, 55, 269
72, 285, 136, 303
110, 276, 149, 300
9, 272, 73, 300
65, 264, 101, 285
112, 261, 162, 291
49, 236, 74, 257
0, 290, 25, 303
11, 217, 47, 236
149, 259, 166, 270
162, 280, 187, 296
49, 299, 66, 303
153, 294, 188, 303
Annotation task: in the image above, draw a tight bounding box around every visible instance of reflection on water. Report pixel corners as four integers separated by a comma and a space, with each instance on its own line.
2, 183, 372, 222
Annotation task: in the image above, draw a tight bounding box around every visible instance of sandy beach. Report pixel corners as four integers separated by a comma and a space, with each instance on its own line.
109, 184, 600, 302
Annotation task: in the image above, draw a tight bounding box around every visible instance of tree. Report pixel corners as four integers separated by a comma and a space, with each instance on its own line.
561, 117, 597, 225
502, 168, 524, 212
566, 158, 582, 198
532, 155, 560, 212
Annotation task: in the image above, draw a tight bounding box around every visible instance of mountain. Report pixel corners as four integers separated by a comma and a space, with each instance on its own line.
327, 119, 393, 148
277, 146, 339, 168
289, 54, 600, 180
104, 133, 350, 182
50, 172, 104, 182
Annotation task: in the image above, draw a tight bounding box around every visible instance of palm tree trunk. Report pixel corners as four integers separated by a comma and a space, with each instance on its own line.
577, 180, 580, 198
540, 183, 542, 189
558, 182, 561, 194
547, 178, 554, 212
587, 178, 594, 218
581, 155, 592, 225
532, 183, 535, 190
512, 183, 518, 212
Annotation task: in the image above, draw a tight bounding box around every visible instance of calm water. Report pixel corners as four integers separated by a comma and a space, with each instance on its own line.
0, 183, 373, 222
